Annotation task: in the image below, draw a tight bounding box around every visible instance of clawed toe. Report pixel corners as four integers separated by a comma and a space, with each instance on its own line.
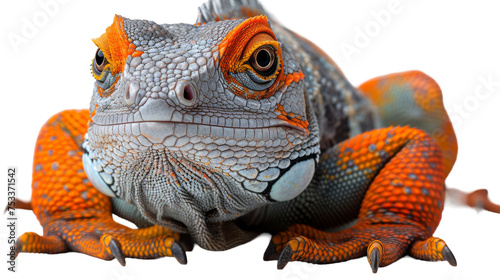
367, 240, 383, 273
442, 246, 457, 266
265, 223, 458, 272
263, 241, 279, 261
409, 236, 457, 266
171, 241, 187, 264
277, 245, 293, 269
102, 235, 125, 266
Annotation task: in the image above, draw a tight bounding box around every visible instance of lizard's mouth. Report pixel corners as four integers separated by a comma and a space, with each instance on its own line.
90, 114, 309, 136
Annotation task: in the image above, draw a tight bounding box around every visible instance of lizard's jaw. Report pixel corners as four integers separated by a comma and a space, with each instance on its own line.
84, 116, 318, 250
86, 115, 319, 198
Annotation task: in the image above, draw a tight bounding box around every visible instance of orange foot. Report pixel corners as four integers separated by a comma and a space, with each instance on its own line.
264, 221, 456, 273
264, 125, 457, 272
15, 110, 191, 265
15, 214, 190, 265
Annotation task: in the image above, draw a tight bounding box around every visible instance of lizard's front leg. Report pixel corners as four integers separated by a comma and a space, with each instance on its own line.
15, 110, 189, 265
264, 126, 456, 272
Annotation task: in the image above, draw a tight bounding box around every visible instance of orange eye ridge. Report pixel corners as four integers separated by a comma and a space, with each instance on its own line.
91, 15, 143, 79
219, 15, 285, 100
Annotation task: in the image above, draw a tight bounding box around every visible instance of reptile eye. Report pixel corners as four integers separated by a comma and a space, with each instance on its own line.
94, 48, 108, 73
250, 45, 276, 76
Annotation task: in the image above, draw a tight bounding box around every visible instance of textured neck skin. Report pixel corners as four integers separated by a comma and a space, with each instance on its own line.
83, 1, 376, 250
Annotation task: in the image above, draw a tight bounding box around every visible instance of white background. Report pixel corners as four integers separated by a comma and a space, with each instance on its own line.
1, 0, 500, 279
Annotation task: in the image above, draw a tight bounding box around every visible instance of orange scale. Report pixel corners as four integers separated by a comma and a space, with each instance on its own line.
414, 180, 423, 188
388, 208, 399, 213
68, 177, 80, 184
381, 202, 392, 209
398, 173, 408, 179
386, 184, 396, 191
404, 202, 415, 210
396, 162, 407, 170
380, 190, 391, 197
342, 156, 350, 163
387, 196, 398, 202
359, 153, 368, 162
78, 183, 90, 191
400, 156, 411, 164
417, 175, 427, 181
387, 173, 397, 180
398, 194, 408, 202
399, 208, 410, 215
394, 202, 404, 209
358, 163, 365, 170
68, 190, 80, 198
381, 179, 393, 188
375, 141, 385, 151
403, 180, 414, 187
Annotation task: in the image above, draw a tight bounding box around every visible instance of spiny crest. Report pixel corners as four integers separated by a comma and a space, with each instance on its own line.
196, 0, 269, 24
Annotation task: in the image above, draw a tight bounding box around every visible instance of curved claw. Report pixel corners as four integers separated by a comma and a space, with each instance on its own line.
367, 240, 383, 273
409, 236, 457, 266
442, 246, 457, 267
107, 237, 126, 266
277, 245, 293, 270
368, 247, 380, 273
171, 241, 187, 265
263, 242, 279, 261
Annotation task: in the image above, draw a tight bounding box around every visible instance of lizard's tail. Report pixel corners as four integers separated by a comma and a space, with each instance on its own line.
447, 188, 500, 214
4, 198, 32, 213
358, 70, 457, 176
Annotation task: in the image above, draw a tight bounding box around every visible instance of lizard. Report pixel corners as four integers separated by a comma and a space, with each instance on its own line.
13, 0, 500, 273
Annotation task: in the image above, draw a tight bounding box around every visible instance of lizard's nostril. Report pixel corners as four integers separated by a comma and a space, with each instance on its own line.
183, 85, 194, 101
124, 81, 140, 106
176, 81, 197, 106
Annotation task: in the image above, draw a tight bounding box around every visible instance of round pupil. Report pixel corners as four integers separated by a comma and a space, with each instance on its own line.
256, 49, 271, 68
95, 49, 105, 65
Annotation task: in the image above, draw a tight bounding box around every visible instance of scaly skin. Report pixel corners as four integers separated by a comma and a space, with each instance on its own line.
14, 0, 499, 272
263, 126, 453, 271
16, 110, 187, 265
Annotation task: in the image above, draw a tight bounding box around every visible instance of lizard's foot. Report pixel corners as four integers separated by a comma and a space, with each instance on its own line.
17, 110, 191, 264
264, 222, 456, 273
263, 126, 456, 272
16, 217, 189, 265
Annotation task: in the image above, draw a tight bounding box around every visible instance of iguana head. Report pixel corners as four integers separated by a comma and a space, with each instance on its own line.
83, 11, 320, 249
